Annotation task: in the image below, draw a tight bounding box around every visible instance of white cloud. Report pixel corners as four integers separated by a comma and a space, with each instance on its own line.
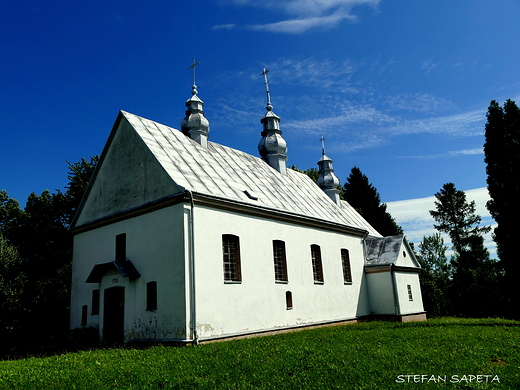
250, 11, 355, 34
386, 187, 496, 257
212, 23, 236, 30
397, 147, 483, 160
384, 93, 455, 113
210, 56, 488, 153
216, 0, 380, 33
384, 109, 485, 138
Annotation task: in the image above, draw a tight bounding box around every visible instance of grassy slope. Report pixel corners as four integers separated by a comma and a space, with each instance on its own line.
0, 318, 518, 389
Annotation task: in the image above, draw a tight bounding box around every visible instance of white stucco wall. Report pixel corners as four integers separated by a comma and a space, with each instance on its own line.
365, 271, 396, 315
70, 205, 187, 342
395, 244, 418, 268
75, 118, 181, 226
394, 271, 424, 315
190, 205, 371, 339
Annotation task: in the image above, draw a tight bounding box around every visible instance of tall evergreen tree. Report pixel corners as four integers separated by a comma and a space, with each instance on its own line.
429, 183, 498, 317
484, 99, 520, 316
343, 166, 403, 236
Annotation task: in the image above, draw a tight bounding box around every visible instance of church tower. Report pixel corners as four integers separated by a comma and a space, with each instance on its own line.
181, 58, 210, 148
317, 136, 341, 205
257, 68, 288, 175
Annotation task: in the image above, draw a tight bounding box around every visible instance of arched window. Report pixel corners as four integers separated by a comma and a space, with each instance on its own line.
311, 244, 324, 283
286, 291, 293, 310
222, 234, 242, 282
341, 249, 352, 284
273, 240, 288, 282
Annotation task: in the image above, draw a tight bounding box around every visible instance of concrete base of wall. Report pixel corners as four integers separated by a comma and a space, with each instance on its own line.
198, 318, 360, 344
400, 312, 427, 323
91, 312, 428, 346
359, 312, 427, 323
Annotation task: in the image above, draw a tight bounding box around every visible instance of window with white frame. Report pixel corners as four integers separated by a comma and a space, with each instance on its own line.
222, 234, 242, 282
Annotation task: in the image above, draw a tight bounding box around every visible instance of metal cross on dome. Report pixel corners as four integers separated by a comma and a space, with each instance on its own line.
188, 58, 200, 91
260, 67, 273, 111
319, 135, 327, 155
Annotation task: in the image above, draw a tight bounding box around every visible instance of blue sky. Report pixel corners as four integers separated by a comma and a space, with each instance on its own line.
2, 0, 519, 254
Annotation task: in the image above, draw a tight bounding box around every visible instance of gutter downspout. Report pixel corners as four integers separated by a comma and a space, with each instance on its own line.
186, 189, 198, 345
390, 263, 401, 317
361, 231, 372, 314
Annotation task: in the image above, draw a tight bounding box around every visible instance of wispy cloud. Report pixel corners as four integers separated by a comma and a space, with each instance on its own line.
384, 109, 485, 138
214, 0, 380, 33
397, 147, 483, 160
210, 57, 487, 153
384, 93, 455, 113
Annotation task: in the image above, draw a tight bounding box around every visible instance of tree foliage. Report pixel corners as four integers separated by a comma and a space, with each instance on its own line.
484, 99, 520, 315
290, 165, 320, 183
429, 183, 500, 317
0, 156, 98, 355
343, 166, 403, 236
416, 233, 452, 317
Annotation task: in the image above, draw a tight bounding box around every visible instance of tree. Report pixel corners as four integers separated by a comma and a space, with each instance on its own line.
0, 234, 26, 352
429, 183, 499, 317
417, 233, 452, 317
484, 99, 520, 315
0, 156, 98, 354
343, 166, 403, 236
290, 165, 319, 183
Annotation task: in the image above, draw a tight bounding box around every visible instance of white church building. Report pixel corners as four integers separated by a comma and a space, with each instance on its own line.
69, 67, 425, 344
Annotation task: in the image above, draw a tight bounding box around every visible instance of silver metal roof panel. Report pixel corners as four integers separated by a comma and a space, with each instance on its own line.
122, 111, 381, 236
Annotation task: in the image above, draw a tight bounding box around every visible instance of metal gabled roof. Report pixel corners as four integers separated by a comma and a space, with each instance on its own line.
365, 235, 404, 265
364, 234, 421, 269
120, 111, 381, 236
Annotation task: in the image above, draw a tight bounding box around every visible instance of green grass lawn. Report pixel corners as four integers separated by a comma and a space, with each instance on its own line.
0, 318, 518, 389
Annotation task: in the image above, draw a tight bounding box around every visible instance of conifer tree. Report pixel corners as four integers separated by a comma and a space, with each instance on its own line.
429, 183, 499, 317
343, 166, 403, 236
484, 99, 520, 316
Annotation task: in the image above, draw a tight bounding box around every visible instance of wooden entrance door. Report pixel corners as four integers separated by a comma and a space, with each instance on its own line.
103, 286, 125, 344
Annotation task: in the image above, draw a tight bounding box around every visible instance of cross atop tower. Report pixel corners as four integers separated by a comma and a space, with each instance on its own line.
260, 67, 273, 111
319, 135, 327, 155
188, 58, 201, 95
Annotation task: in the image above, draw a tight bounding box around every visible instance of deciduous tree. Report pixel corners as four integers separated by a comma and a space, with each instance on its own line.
417, 233, 452, 317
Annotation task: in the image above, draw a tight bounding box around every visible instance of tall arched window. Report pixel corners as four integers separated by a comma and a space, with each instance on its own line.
146, 281, 158, 310
273, 240, 288, 282
341, 249, 352, 284
222, 234, 242, 282
311, 244, 324, 283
